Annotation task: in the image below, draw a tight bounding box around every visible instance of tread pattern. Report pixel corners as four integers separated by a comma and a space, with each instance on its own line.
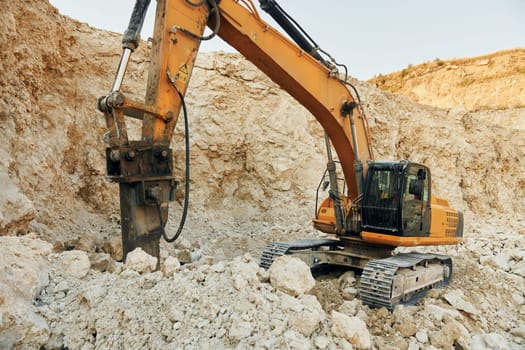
360, 252, 452, 309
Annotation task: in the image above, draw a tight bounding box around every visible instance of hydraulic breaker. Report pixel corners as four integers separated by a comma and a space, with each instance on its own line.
97, 0, 210, 264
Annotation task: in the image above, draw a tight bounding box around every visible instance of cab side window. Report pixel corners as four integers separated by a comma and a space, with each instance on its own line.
402, 165, 429, 234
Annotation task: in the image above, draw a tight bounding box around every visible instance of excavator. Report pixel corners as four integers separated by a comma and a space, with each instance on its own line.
97, 0, 463, 309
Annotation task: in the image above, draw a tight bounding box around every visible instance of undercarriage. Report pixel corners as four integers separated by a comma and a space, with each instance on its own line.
260, 239, 452, 310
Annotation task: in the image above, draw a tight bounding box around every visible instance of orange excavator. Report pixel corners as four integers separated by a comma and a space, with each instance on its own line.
98, 0, 463, 308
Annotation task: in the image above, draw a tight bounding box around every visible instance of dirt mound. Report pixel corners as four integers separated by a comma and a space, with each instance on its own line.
1, 1, 524, 349
369, 48, 525, 111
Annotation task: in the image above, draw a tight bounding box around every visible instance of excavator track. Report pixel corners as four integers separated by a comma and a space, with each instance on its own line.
259, 242, 291, 269
360, 252, 452, 309
259, 239, 343, 269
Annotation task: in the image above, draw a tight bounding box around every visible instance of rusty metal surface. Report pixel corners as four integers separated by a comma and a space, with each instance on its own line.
105, 142, 175, 263
106, 142, 173, 183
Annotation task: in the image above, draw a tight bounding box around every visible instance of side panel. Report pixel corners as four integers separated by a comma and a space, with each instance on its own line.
429, 197, 463, 240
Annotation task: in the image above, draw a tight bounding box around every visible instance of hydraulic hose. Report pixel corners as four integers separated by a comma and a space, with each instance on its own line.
174, 0, 220, 41
161, 86, 191, 243
259, 0, 325, 64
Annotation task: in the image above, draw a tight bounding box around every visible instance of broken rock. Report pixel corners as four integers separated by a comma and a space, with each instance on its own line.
162, 256, 181, 276
59, 250, 91, 279
0, 236, 52, 349
443, 289, 477, 315
125, 248, 158, 273
102, 236, 123, 261
290, 295, 325, 337
510, 324, 525, 339
90, 252, 112, 272
269, 255, 315, 296
470, 333, 509, 350
330, 310, 371, 349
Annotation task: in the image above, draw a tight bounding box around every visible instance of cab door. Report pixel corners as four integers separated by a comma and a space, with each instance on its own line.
401, 164, 431, 236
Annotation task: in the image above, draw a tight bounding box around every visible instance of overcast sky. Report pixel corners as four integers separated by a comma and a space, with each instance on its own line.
49, 0, 523, 80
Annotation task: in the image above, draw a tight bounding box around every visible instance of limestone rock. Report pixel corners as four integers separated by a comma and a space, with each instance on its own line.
369, 49, 525, 111
269, 255, 315, 296
394, 313, 418, 338
228, 319, 253, 340
103, 237, 123, 261
59, 250, 91, 279
0, 236, 52, 349
331, 310, 371, 349
0, 150, 35, 235
125, 248, 158, 274
429, 321, 463, 350
290, 295, 325, 336
443, 289, 477, 315
175, 237, 194, 250
423, 303, 463, 322
79, 283, 108, 307
162, 256, 181, 276
90, 252, 112, 272
470, 333, 509, 350
229, 255, 262, 292
283, 330, 311, 350
480, 253, 512, 271
416, 330, 429, 343
64, 236, 94, 252
407, 339, 419, 350
314, 336, 330, 349
338, 299, 360, 317
510, 324, 525, 339
338, 270, 357, 290
175, 249, 193, 264
511, 260, 525, 277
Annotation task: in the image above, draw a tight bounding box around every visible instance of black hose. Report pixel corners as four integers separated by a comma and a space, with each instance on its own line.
344, 81, 362, 105
161, 86, 191, 243
176, 0, 220, 41
274, 2, 319, 49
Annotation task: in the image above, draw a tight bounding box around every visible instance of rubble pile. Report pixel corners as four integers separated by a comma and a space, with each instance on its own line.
0, 1, 524, 349
2, 223, 524, 349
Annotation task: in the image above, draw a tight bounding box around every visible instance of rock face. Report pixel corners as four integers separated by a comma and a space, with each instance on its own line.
0, 149, 35, 235
370, 49, 525, 111
0, 1, 524, 349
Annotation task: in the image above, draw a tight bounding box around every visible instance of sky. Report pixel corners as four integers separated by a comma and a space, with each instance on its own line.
49, 0, 523, 80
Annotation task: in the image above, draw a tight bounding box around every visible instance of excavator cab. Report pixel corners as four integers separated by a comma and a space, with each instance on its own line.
361, 161, 431, 238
